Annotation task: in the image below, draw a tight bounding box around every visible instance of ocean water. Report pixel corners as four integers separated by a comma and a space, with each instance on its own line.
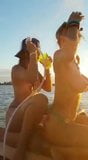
0, 85, 54, 127
0, 85, 88, 127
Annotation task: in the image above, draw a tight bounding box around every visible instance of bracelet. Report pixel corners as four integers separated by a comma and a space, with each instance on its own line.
30, 52, 36, 56
68, 20, 80, 29
68, 20, 80, 25
68, 23, 79, 29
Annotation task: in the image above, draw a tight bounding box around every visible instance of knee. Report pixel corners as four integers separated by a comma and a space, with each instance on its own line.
29, 94, 48, 114
24, 94, 48, 122
33, 93, 48, 105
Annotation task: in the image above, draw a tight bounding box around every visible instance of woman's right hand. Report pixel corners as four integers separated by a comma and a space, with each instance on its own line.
67, 12, 84, 23
26, 41, 37, 54
60, 12, 84, 42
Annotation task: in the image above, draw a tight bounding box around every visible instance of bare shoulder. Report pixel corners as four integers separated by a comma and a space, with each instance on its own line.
54, 50, 61, 58
12, 64, 24, 73
12, 64, 26, 75
53, 50, 63, 63
12, 64, 26, 79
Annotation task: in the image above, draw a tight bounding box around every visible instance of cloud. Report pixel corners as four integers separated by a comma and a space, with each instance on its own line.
64, 0, 84, 10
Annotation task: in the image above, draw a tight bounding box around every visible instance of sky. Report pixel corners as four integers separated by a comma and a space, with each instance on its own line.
0, 0, 88, 82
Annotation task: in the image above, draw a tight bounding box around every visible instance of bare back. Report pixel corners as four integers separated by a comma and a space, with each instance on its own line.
53, 50, 88, 120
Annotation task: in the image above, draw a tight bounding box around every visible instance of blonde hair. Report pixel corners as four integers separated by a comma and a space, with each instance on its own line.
56, 22, 82, 44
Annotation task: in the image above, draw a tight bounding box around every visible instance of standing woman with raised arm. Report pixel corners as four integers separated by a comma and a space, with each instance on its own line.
43, 12, 88, 160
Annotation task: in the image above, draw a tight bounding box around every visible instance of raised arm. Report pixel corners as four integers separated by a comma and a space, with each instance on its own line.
56, 12, 84, 62
26, 41, 39, 85
38, 69, 52, 92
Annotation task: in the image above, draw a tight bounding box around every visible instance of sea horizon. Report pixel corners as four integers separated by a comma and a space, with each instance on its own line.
0, 85, 88, 127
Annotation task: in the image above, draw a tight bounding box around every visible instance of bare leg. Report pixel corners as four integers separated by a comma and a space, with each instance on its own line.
13, 93, 48, 160
57, 122, 88, 147
0, 127, 19, 147
44, 116, 88, 160
5, 132, 19, 147
26, 152, 52, 160
51, 146, 88, 160
44, 112, 88, 147
6, 104, 27, 133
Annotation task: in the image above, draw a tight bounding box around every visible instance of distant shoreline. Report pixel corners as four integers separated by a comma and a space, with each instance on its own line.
0, 82, 12, 85
0, 83, 54, 86
0, 84, 12, 85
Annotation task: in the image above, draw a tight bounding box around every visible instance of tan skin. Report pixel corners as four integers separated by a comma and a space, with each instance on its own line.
6, 41, 51, 126
1, 13, 88, 160
41, 12, 88, 160
7, 40, 52, 130
13, 13, 88, 160
0, 40, 52, 160
12, 22, 88, 160
2, 13, 88, 160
